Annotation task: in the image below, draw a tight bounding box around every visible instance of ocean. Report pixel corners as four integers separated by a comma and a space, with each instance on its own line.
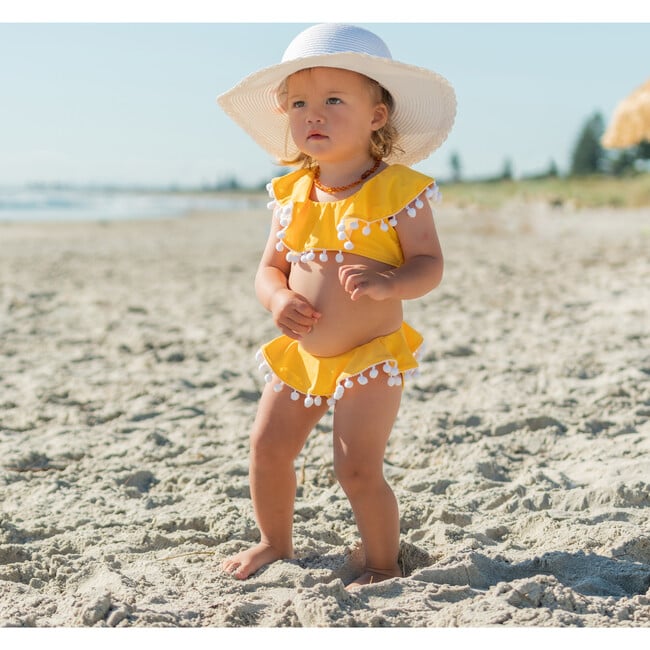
0, 186, 267, 223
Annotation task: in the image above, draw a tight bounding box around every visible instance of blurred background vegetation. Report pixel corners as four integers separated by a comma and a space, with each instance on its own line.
444, 112, 650, 208
211, 111, 650, 209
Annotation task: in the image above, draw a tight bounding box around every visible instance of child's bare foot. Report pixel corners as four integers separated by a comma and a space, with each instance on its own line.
345, 566, 402, 590
221, 542, 289, 580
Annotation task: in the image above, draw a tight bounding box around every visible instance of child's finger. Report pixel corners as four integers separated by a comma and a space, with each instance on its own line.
293, 298, 321, 320
338, 264, 362, 284
349, 282, 368, 301
284, 312, 316, 331
340, 269, 365, 295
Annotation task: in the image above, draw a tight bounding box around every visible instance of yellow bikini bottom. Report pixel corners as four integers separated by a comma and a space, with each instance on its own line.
256, 322, 423, 407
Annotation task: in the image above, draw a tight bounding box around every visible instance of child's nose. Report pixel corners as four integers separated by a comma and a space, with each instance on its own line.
306, 108, 324, 123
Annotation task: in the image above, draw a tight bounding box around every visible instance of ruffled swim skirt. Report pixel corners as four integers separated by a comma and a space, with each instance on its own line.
256, 322, 423, 408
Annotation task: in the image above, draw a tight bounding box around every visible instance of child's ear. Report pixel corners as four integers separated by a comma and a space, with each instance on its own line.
371, 103, 389, 131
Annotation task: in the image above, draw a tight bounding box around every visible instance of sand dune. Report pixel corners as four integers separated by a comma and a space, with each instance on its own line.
1, 200, 649, 626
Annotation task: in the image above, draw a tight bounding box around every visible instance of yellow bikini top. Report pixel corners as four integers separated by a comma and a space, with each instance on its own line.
266, 164, 440, 267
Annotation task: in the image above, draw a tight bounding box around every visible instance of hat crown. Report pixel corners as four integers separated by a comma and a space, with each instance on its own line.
281, 23, 393, 62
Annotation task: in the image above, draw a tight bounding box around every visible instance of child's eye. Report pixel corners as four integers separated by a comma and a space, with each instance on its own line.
326, 97, 342, 105
291, 100, 305, 109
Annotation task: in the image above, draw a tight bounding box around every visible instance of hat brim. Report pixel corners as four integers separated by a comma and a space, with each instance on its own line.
218, 52, 457, 167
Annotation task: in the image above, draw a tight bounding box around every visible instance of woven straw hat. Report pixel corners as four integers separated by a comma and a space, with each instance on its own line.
217, 23, 457, 166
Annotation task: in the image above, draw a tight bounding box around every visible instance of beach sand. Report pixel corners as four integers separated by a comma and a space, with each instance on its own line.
1, 198, 649, 627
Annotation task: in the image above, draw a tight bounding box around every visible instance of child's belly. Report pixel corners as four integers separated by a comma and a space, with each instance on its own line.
288, 253, 403, 357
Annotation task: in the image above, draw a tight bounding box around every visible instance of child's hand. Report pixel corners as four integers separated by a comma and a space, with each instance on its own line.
338, 264, 394, 302
270, 288, 321, 339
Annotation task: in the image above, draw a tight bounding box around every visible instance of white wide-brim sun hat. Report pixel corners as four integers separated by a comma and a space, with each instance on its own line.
217, 23, 457, 167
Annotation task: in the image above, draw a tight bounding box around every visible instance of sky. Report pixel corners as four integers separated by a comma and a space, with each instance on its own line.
1, 3, 650, 189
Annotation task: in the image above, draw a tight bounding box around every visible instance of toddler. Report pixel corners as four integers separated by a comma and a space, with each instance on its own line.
217, 23, 456, 588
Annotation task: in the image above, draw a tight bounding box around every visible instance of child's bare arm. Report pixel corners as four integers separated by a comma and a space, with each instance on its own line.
338, 200, 443, 301
255, 215, 321, 339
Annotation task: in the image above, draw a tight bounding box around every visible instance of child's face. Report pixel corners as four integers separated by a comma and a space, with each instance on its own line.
284, 67, 388, 165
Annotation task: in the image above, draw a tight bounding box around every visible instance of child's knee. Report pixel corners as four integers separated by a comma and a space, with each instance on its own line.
249, 426, 301, 466
334, 460, 379, 495
250, 429, 282, 463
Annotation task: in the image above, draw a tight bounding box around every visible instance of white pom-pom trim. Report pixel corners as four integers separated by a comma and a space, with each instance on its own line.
256, 351, 409, 410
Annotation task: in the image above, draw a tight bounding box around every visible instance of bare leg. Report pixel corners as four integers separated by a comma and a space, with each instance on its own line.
332, 376, 403, 589
221, 379, 328, 579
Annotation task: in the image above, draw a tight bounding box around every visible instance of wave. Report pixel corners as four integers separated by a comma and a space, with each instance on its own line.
0, 187, 265, 223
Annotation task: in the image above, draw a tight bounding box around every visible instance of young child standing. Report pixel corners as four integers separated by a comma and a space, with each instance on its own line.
217, 23, 456, 588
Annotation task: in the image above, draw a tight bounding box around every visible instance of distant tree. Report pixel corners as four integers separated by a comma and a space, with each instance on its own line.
610, 149, 637, 176
637, 141, 650, 160
500, 158, 513, 180
605, 140, 650, 176
449, 152, 462, 183
215, 176, 242, 191
570, 112, 606, 175
547, 159, 559, 177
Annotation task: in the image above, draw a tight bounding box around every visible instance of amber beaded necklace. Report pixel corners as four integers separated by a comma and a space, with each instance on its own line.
312, 158, 381, 194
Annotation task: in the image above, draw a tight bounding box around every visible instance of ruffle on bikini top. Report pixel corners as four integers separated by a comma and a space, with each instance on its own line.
266, 164, 441, 267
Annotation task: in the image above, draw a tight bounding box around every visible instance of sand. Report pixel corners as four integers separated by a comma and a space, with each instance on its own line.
1, 197, 649, 628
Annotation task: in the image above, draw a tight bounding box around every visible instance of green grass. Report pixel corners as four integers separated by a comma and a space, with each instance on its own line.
441, 173, 650, 209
